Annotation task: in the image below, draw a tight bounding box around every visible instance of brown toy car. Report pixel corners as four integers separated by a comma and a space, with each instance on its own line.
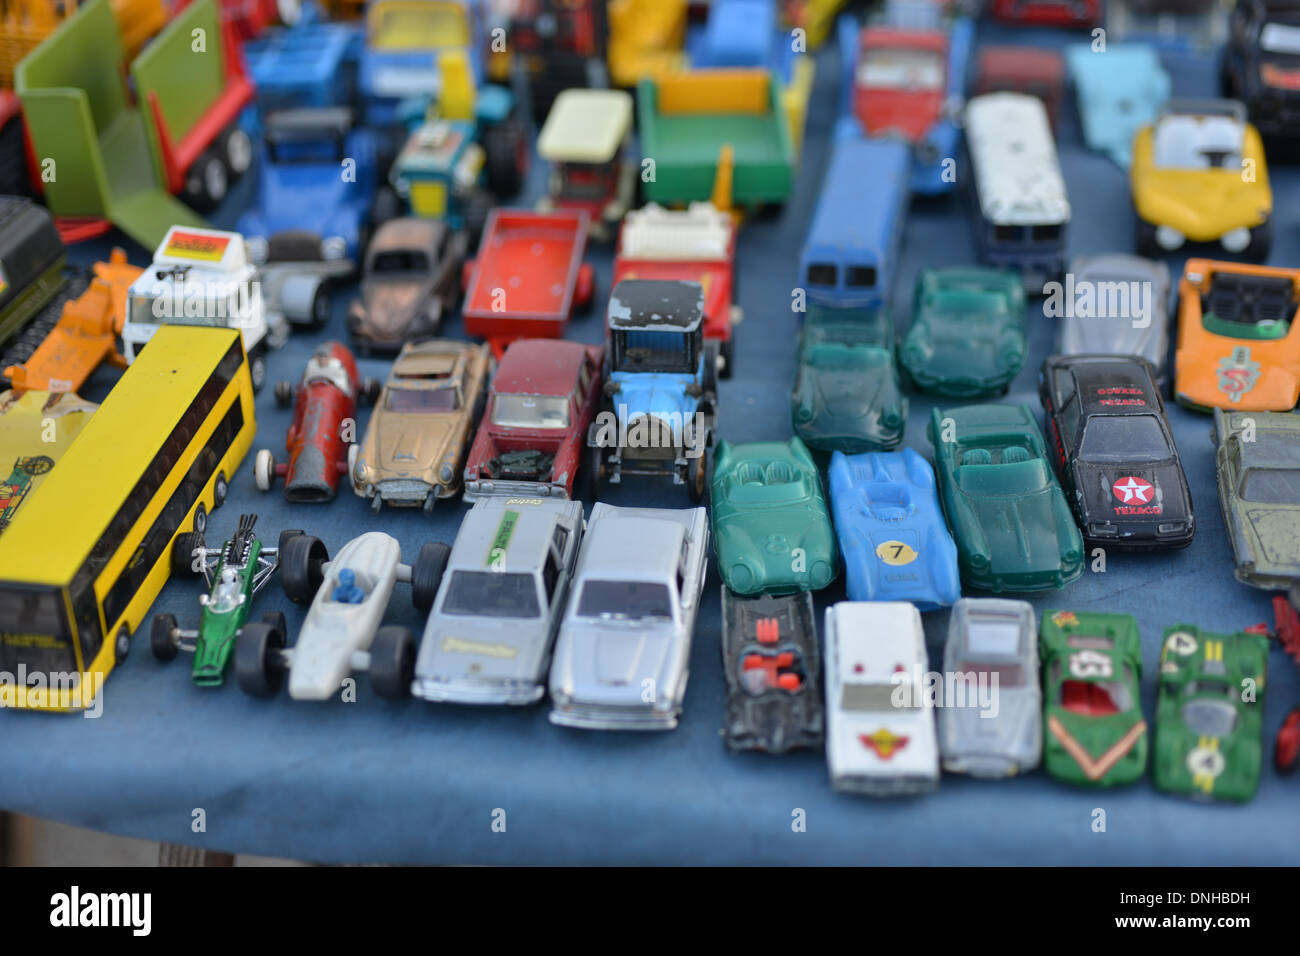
346, 218, 468, 353
349, 338, 492, 513
974, 46, 1066, 131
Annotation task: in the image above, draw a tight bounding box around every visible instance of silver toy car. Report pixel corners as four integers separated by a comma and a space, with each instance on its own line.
411, 496, 584, 705
939, 598, 1042, 777
548, 502, 710, 731
1054, 253, 1171, 380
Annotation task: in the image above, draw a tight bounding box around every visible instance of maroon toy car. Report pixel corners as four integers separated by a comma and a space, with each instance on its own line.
975, 46, 1067, 131
462, 338, 604, 501
253, 341, 376, 502
991, 0, 1103, 28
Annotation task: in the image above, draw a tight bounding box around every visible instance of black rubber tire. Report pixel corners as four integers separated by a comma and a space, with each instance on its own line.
308, 282, 330, 329
193, 502, 208, 535
261, 610, 288, 640
213, 472, 228, 508
718, 337, 734, 380
235, 622, 286, 697
1246, 219, 1272, 262
281, 533, 329, 604
222, 126, 253, 177
114, 625, 131, 663
464, 188, 494, 248
482, 116, 526, 198
370, 626, 416, 700
411, 541, 451, 614
1135, 216, 1160, 258
250, 351, 268, 393
151, 614, 178, 662
274, 380, 295, 408
278, 528, 305, 557
185, 151, 229, 211
687, 445, 710, 505
172, 531, 206, 577
0, 113, 29, 197
583, 444, 605, 502
370, 186, 403, 227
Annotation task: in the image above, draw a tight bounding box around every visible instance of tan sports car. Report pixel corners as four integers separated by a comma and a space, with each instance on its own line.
350, 339, 492, 512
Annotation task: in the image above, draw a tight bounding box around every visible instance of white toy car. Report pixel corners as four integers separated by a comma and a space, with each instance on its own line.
824, 601, 939, 795
235, 531, 449, 700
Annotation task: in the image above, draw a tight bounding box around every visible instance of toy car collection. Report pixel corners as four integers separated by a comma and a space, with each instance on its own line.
720, 589, 823, 753
828, 447, 961, 609
536, 89, 636, 241
939, 598, 1041, 777
412, 496, 584, 705
1040, 354, 1195, 550
1041, 609, 1149, 788
709, 437, 837, 596
1053, 254, 1172, 380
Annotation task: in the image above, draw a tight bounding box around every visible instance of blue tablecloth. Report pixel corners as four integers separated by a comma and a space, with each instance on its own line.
1, 23, 1297, 865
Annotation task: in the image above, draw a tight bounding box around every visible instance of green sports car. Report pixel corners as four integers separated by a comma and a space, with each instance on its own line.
1041, 610, 1149, 788
709, 436, 838, 595
1154, 624, 1269, 803
929, 403, 1084, 592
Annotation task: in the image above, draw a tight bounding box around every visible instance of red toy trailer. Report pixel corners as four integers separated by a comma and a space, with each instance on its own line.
461, 209, 595, 357
612, 201, 740, 377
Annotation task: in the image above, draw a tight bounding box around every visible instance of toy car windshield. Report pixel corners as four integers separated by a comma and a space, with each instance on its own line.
1181, 683, 1240, 737
370, 249, 432, 274
385, 387, 458, 412
1151, 101, 1246, 170
575, 580, 673, 620
1238, 464, 1300, 504
491, 395, 570, 429
1077, 415, 1171, 462
440, 570, 541, 619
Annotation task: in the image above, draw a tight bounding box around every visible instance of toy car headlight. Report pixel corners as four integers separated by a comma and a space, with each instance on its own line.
970, 552, 990, 569
795, 401, 813, 423
810, 560, 833, 589
730, 564, 753, 591
439, 463, 455, 483
321, 236, 348, 261
246, 235, 269, 265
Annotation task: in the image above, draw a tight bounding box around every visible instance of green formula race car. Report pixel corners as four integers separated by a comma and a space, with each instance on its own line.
1154, 624, 1269, 802
1041, 610, 1149, 787
152, 515, 311, 686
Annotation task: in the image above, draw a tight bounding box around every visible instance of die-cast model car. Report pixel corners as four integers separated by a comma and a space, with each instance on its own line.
1041, 609, 1149, 788
720, 589, 823, 753
152, 515, 290, 686
1174, 259, 1300, 412
939, 598, 1041, 777
1131, 100, 1273, 260
709, 437, 838, 596
1053, 254, 1172, 380
824, 601, 939, 795
536, 88, 637, 240
1212, 408, 1300, 591
1153, 624, 1269, 802
1040, 354, 1194, 550
828, 447, 961, 609
236, 531, 451, 700
901, 267, 1026, 398
548, 503, 709, 731
1222, 0, 1300, 139
929, 404, 1084, 592
412, 497, 584, 705
350, 339, 492, 512
462, 339, 604, 502
1065, 42, 1169, 168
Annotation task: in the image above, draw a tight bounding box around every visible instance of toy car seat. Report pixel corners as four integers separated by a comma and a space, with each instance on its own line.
331, 568, 365, 604
1001, 446, 1031, 463
961, 449, 993, 466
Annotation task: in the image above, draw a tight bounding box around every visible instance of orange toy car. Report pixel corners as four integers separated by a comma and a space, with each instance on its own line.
1175, 258, 1300, 413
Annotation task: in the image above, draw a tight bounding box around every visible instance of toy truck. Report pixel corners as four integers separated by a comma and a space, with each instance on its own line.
536, 89, 636, 241
121, 226, 287, 391
16, 0, 253, 249
242, 12, 364, 116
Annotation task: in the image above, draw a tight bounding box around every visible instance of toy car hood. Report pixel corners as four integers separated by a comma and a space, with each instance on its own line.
1073, 457, 1191, 532
367, 411, 459, 476
420, 613, 553, 692
358, 275, 437, 339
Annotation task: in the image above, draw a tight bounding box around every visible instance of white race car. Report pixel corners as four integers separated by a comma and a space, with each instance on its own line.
824, 601, 939, 795
235, 531, 449, 700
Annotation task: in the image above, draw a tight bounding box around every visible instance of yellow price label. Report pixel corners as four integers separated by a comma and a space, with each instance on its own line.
875, 540, 917, 566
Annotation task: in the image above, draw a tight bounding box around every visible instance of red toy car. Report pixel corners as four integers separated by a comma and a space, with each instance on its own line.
462, 338, 604, 501
974, 46, 1067, 131
991, 0, 1103, 28
853, 27, 950, 144
253, 341, 375, 502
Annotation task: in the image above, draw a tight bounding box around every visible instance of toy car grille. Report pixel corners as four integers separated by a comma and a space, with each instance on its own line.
1203, 273, 1296, 327
268, 231, 324, 263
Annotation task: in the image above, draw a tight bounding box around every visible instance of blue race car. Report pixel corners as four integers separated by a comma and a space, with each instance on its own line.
828, 447, 961, 609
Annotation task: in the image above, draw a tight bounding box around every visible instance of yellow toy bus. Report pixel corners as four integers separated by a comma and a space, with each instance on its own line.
0, 326, 255, 711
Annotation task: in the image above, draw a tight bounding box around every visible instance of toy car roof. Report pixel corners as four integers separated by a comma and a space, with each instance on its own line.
265, 107, 356, 141
619, 203, 733, 262
828, 602, 923, 682
1047, 354, 1161, 406
965, 92, 1070, 225
493, 338, 594, 397
390, 340, 473, 384
450, 498, 576, 575
580, 515, 685, 581
537, 89, 633, 163
607, 279, 705, 333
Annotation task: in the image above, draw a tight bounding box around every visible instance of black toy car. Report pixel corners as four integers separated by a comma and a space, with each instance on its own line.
720, 589, 823, 754
1039, 354, 1195, 550
1222, 0, 1300, 139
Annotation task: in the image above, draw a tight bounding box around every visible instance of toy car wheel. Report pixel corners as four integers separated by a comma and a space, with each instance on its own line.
483, 116, 526, 198
114, 625, 131, 663
583, 445, 605, 501
370, 187, 402, 228
1290, 580, 1300, 613
277, 528, 304, 556
260, 610, 288, 640
370, 626, 416, 700
249, 352, 268, 393
1134, 216, 1159, 259
221, 126, 253, 178
185, 151, 228, 211
235, 622, 286, 697
1246, 220, 1272, 262
1277, 709, 1300, 774
411, 541, 451, 614
254, 450, 276, 492
151, 614, 179, 662
464, 189, 493, 247
281, 533, 330, 604
687, 446, 710, 504
193, 502, 208, 535
718, 338, 734, 380
171, 531, 206, 577
274, 380, 294, 408
213, 472, 228, 508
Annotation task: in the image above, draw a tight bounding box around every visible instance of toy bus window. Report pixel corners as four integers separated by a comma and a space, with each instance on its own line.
806, 263, 837, 287
846, 266, 877, 288
994, 225, 1020, 242
385, 386, 459, 412
1078, 415, 1170, 463
1239, 466, 1300, 505
1181, 683, 1239, 738
1030, 224, 1060, 241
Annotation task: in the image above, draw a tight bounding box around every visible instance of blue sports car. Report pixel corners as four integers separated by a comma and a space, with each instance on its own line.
828, 447, 961, 609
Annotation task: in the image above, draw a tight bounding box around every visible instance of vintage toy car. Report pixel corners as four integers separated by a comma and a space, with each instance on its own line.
828, 447, 961, 609
901, 267, 1026, 398
587, 279, 717, 503
536, 89, 636, 240
1222, 0, 1300, 139
548, 503, 709, 731
1040, 354, 1194, 550
1053, 254, 1172, 380
346, 218, 468, 353
236, 530, 451, 700
1153, 624, 1269, 801
929, 403, 1084, 592
462, 338, 604, 502
1131, 100, 1273, 260
791, 305, 906, 454
974, 45, 1065, 130
720, 589, 823, 753
824, 601, 939, 795
709, 437, 838, 596
1041, 609, 1149, 787
939, 598, 1041, 777
1212, 408, 1300, 591
0, 389, 96, 536
496, 0, 609, 119
255, 342, 375, 503
991, 0, 1102, 28
411, 497, 584, 705
152, 515, 291, 686
1065, 43, 1168, 168
1174, 259, 1300, 412
351, 338, 492, 512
